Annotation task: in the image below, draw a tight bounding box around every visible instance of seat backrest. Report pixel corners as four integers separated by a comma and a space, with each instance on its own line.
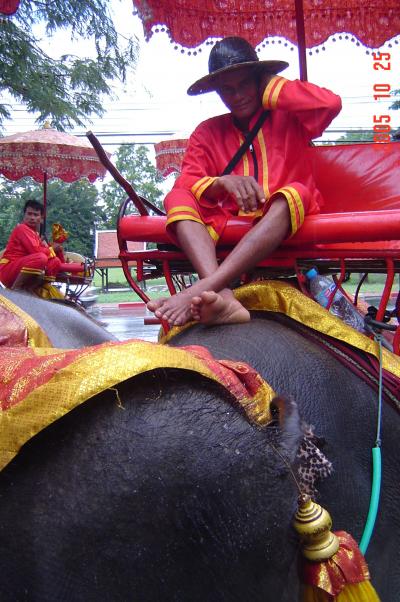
155, 139, 400, 215
309, 142, 400, 214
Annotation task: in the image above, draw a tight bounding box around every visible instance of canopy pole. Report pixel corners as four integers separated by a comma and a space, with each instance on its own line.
42, 171, 47, 237
294, 0, 308, 81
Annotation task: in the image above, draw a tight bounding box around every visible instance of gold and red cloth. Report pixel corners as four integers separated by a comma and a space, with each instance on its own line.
0, 294, 275, 471
164, 77, 341, 243
2, 280, 400, 474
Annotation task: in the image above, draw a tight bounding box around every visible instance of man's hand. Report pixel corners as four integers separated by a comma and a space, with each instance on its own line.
208, 175, 266, 212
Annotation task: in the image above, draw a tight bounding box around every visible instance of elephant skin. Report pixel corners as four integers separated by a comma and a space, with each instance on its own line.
0, 307, 399, 601
0, 289, 116, 348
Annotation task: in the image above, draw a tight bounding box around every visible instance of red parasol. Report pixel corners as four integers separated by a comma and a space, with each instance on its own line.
0, 124, 109, 230
154, 138, 188, 178
133, 0, 400, 80
0, 0, 19, 16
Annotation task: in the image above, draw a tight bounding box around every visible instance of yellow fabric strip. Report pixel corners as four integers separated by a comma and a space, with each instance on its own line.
207, 225, 220, 242
0, 257, 9, 264
167, 205, 201, 218
269, 77, 287, 109
262, 76, 287, 109
20, 268, 43, 275
283, 186, 305, 227
1, 340, 275, 471
233, 281, 400, 379
166, 215, 205, 227
0, 295, 52, 348
257, 129, 270, 198
272, 186, 304, 236
192, 176, 218, 200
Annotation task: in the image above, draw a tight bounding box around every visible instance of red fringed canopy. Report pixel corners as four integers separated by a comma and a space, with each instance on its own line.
0, 0, 19, 16
133, 0, 400, 49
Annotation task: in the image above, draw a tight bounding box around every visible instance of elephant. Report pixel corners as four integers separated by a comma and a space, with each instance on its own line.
0, 288, 116, 348
0, 291, 399, 601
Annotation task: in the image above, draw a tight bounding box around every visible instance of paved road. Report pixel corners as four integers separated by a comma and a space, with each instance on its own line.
88, 303, 161, 342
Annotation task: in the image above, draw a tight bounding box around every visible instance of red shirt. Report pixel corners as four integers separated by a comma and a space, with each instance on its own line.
168, 77, 342, 237
3, 223, 51, 261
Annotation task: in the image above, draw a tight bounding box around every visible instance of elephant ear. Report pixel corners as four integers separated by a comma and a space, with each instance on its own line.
271, 396, 333, 497
271, 396, 303, 463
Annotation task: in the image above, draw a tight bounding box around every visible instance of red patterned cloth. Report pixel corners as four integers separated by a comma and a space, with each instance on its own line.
0, 127, 107, 183
133, 0, 400, 49
0, 0, 19, 15
300, 531, 371, 596
164, 77, 341, 242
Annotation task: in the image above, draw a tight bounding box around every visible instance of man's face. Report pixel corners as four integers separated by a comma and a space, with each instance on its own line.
216, 67, 261, 125
23, 207, 42, 230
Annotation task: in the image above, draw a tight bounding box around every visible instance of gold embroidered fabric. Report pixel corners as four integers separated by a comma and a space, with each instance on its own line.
0, 339, 275, 472
0, 295, 52, 348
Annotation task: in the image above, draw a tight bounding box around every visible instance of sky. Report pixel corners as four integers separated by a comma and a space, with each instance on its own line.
2, 0, 400, 153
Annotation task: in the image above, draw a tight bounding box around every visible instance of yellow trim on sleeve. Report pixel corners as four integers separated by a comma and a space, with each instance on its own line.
191, 176, 218, 199
0, 257, 9, 264
270, 186, 305, 236
262, 76, 287, 110
282, 186, 305, 226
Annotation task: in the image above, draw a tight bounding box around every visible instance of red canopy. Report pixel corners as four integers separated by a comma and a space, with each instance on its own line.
133, 0, 399, 49
0, 0, 19, 16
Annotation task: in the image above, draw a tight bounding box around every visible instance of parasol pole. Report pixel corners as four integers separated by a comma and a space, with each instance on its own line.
42, 170, 47, 236
294, 0, 308, 81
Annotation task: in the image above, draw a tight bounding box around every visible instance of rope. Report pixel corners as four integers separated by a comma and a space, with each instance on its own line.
359, 332, 383, 555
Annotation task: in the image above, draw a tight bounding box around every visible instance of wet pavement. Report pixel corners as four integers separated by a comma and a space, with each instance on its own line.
88, 303, 161, 342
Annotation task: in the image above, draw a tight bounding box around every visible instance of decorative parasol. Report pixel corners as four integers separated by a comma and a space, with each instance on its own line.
0, 124, 109, 231
154, 138, 188, 177
0, 0, 20, 16
133, 0, 400, 80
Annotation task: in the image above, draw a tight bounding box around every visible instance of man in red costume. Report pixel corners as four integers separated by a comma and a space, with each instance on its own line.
0, 199, 63, 290
148, 37, 342, 327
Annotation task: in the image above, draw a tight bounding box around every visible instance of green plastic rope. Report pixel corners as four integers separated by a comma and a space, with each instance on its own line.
359, 334, 383, 555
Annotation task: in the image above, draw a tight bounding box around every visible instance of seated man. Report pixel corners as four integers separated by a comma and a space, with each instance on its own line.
148, 36, 342, 327
0, 199, 63, 291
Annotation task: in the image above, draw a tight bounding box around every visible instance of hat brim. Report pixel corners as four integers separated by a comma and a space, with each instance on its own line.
187, 60, 289, 96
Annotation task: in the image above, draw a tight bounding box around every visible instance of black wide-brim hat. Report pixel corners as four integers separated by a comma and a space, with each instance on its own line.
187, 36, 289, 96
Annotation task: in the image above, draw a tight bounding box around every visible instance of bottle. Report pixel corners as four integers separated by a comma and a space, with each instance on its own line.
305, 268, 365, 333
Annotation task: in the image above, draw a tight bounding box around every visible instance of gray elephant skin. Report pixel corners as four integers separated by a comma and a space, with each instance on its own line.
0, 293, 399, 601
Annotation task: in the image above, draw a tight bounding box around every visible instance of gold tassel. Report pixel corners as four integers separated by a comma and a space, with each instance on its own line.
293, 494, 381, 601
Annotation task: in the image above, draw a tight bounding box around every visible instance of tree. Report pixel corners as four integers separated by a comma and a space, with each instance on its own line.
335, 131, 374, 144
101, 144, 165, 228
0, 177, 105, 256
0, 1, 138, 130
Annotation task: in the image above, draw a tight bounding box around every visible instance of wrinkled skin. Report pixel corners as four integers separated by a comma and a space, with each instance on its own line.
0, 300, 399, 601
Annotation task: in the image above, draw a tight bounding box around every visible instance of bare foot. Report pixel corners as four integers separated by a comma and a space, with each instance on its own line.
147, 289, 194, 326
147, 298, 164, 312
190, 290, 250, 325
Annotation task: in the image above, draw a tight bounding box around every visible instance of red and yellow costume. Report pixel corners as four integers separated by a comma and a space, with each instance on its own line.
165, 76, 342, 242
0, 223, 62, 287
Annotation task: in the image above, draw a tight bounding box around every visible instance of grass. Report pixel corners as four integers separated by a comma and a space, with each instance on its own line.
92, 270, 394, 305
93, 268, 168, 304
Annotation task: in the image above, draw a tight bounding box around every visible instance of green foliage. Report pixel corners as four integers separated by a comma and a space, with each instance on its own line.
0, 0, 138, 129
334, 131, 374, 144
101, 144, 165, 228
0, 176, 105, 256
390, 89, 400, 111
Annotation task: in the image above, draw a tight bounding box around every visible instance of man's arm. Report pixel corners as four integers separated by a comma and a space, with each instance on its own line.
16, 224, 51, 256
260, 74, 342, 139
